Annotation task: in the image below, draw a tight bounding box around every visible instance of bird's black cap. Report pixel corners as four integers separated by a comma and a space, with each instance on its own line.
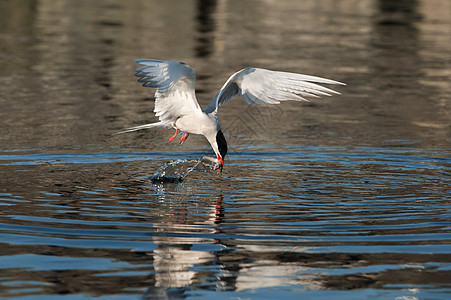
216, 130, 227, 160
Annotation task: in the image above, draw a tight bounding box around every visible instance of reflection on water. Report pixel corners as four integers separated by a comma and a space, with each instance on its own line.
0, 0, 450, 299
0, 147, 449, 298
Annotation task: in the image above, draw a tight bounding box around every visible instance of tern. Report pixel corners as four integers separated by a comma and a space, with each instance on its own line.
117, 59, 345, 172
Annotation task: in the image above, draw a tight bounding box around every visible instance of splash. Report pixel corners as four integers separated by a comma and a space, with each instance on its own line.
150, 158, 210, 183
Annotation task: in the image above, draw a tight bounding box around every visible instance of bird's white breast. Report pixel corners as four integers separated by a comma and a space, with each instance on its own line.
175, 111, 218, 136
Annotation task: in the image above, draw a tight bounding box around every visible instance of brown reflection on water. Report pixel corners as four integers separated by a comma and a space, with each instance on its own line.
0, 0, 449, 152
195, 0, 217, 58
2, 241, 448, 297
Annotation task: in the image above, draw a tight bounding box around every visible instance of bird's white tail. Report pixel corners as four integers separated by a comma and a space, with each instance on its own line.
113, 121, 165, 135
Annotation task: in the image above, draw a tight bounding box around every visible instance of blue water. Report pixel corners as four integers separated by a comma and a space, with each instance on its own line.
0, 146, 449, 299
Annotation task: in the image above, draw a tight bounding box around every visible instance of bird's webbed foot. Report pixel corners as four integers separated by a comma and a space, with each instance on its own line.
179, 132, 189, 145
169, 128, 179, 142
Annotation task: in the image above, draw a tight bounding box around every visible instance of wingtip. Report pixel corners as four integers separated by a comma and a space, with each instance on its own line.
324, 79, 346, 86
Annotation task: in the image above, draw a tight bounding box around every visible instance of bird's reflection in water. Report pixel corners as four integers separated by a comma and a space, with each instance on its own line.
142, 181, 427, 298
142, 186, 321, 298
144, 183, 224, 298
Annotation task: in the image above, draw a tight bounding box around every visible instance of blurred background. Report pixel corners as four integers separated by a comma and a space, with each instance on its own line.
1, 0, 449, 152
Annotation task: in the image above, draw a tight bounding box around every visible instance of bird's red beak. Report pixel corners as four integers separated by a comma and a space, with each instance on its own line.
217, 154, 224, 166
216, 154, 224, 172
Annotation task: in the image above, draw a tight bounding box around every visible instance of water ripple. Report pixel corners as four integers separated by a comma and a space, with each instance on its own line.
0, 146, 449, 298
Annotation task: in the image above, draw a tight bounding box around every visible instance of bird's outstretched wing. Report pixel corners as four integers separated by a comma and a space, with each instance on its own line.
135, 59, 202, 125
203, 67, 345, 113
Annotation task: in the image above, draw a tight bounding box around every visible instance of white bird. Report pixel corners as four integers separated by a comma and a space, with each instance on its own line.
117, 59, 345, 172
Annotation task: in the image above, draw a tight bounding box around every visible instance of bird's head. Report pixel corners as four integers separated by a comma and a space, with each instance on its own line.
215, 130, 227, 172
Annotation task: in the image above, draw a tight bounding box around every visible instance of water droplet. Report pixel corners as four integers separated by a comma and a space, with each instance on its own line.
150, 158, 209, 183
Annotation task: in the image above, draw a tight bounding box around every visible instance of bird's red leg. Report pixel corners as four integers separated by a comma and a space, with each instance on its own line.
169, 128, 179, 141
179, 132, 189, 144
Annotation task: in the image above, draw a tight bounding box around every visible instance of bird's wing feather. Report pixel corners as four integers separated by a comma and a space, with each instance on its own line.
204, 67, 345, 113
135, 59, 202, 126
